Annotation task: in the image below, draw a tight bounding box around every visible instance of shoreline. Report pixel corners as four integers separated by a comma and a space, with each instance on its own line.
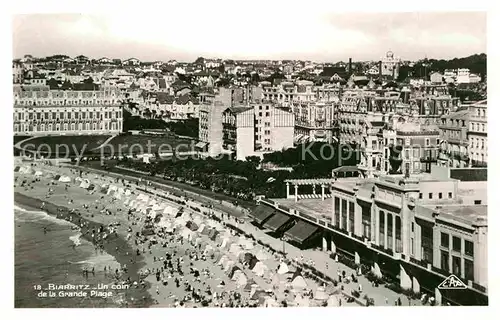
14, 192, 155, 308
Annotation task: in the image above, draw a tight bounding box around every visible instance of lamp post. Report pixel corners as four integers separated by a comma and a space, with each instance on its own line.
281, 236, 287, 256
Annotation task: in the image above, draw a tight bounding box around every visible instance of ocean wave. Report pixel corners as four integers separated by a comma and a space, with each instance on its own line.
69, 233, 82, 246
14, 204, 72, 226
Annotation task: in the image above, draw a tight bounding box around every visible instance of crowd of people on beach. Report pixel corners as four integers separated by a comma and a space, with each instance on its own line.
15, 162, 426, 307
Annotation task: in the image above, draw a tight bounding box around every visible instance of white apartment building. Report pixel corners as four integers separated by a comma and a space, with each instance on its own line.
13, 87, 123, 135
467, 100, 487, 166
221, 104, 295, 160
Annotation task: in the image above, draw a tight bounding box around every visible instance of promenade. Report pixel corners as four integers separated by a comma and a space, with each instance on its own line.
74, 164, 421, 306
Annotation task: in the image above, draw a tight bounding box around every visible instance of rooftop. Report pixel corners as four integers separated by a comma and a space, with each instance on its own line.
271, 198, 332, 221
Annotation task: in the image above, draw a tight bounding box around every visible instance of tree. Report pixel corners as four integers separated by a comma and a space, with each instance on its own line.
194, 57, 205, 65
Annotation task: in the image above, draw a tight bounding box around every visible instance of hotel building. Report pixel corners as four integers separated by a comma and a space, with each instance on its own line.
250, 164, 487, 306
292, 101, 336, 144
13, 86, 123, 135
222, 103, 295, 160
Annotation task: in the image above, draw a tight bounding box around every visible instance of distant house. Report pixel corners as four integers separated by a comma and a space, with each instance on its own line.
430, 72, 443, 84
97, 57, 113, 64
75, 55, 90, 65
123, 58, 141, 66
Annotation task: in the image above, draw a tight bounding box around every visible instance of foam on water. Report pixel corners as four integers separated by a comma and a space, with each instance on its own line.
14, 204, 72, 226
69, 232, 82, 246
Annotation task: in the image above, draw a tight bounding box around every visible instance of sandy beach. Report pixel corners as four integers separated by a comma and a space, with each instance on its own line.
15, 161, 357, 308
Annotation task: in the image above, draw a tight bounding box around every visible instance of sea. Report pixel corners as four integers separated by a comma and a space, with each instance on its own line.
14, 203, 125, 308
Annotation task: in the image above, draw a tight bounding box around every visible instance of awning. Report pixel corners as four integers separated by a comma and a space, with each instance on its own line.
249, 205, 275, 225
284, 220, 320, 244
195, 142, 207, 149
263, 211, 293, 232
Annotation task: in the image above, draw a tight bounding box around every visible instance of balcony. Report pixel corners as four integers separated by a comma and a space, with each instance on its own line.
420, 156, 438, 163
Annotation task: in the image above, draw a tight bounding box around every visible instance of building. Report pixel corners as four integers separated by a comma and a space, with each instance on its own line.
252, 164, 488, 306
381, 51, 401, 79
13, 87, 123, 135
430, 72, 443, 84
438, 109, 469, 168
13, 60, 23, 84
456, 69, 471, 84
467, 100, 487, 167
221, 103, 295, 160
292, 101, 336, 144
198, 94, 225, 157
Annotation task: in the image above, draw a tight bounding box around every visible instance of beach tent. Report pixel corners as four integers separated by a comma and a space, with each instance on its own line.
229, 243, 242, 256
59, 176, 71, 183
14, 166, 20, 172
250, 290, 269, 305
217, 255, 229, 266
327, 295, 341, 307
228, 265, 241, 279
197, 223, 206, 234
277, 262, 290, 275
203, 244, 214, 255
34, 170, 43, 176
264, 298, 280, 308
79, 179, 90, 189
243, 278, 257, 292
220, 237, 231, 249
252, 261, 269, 277
181, 228, 193, 240
186, 221, 199, 231
201, 226, 211, 236
209, 229, 219, 241
255, 250, 269, 261
314, 288, 329, 301
290, 275, 308, 291
232, 270, 248, 288
224, 260, 236, 273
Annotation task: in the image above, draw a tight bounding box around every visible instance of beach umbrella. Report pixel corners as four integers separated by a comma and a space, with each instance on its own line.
14, 166, 20, 172
59, 176, 71, 183
277, 262, 289, 275
290, 275, 308, 291
186, 221, 199, 231
252, 261, 269, 277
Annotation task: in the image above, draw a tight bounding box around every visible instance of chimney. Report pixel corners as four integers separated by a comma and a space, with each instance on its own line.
348, 58, 352, 75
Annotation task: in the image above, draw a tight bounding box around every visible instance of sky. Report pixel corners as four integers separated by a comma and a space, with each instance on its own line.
12, 11, 486, 63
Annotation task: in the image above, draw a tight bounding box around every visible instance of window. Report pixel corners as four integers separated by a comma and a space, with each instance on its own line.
452, 236, 461, 252
419, 193, 423, 199
472, 123, 475, 131
258, 112, 262, 117
411, 222, 414, 232
474, 200, 482, 205
379, 211, 385, 247
361, 205, 371, 239
405, 150, 410, 159
410, 238, 414, 255
265, 112, 270, 117
441, 232, 449, 248
482, 124, 485, 132
448, 192, 453, 199
441, 250, 449, 272
452, 256, 461, 276
341, 199, 348, 230
413, 148, 420, 158
465, 240, 474, 257
428, 193, 433, 199
439, 192, 443, 199
425, 138, 430, 146
395, 216, 402, 253
464, 259, 474, 281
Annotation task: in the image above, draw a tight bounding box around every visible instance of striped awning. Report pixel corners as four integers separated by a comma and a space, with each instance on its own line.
263, 211, 293, 232
284, 220, 320, 244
